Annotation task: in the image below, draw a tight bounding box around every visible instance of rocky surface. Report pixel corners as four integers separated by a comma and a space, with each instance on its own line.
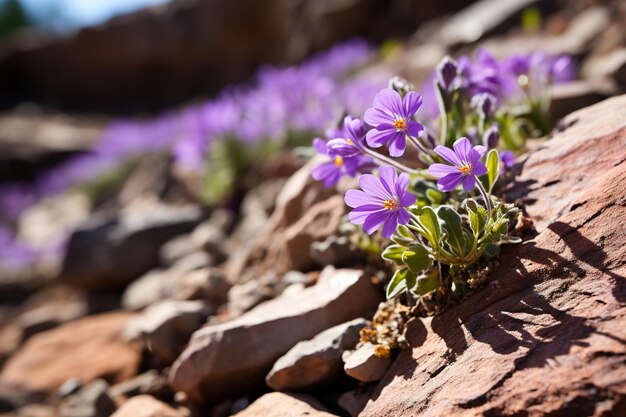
123, 300, 209, 365
169, 268, 381, 402
58, 379, 117, 417
109, 395, 186, 417
0, 312, 140, 395
231, 392, 338, 417
266, 318, 367, 391
60, 203, 202, 290
343, 343, 393, 383
359, 95, 626, 416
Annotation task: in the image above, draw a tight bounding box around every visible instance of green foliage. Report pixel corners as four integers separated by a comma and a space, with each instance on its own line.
384, 199, 520, 300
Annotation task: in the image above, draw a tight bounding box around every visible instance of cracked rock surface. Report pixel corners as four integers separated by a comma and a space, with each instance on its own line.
359, 95, 626, 417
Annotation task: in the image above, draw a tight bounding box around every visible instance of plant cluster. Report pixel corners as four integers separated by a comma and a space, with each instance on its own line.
311, 50, 573, 308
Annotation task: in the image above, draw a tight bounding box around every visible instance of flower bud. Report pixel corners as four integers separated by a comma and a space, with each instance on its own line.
388, 76, 413, 98
483, 124, 500, 149
437, 56, 458, 90
471, 93, 496, 119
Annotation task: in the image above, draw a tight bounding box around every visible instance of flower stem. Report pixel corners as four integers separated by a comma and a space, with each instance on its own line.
408, 134, 429, 155
474, 176, 492, 220
434, 80, 448, 145
360, 146, 432, 177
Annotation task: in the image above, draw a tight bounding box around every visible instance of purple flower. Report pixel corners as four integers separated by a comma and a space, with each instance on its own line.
429, 137, 487, 192
311, 137, 374, 188
483, 124, 500, 149
345, 165, 416, 238
326, 116, 366, 158
437, 56, 459, 90
364, 89, 424, 157
500, 150, 516, 173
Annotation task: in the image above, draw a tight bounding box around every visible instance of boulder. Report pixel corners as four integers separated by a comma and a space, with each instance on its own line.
109, 395, 186, 417
122, 266, 230, 311
358, 96, 626, 416
168, 268, 382, 402
123, 300, 209, 365
225, 158, 336, 285
60, 203, 202, 290
266, 318, 367, 391
232, 392, 338, 417
0, 312, 140, 394
343, 343, 393, 383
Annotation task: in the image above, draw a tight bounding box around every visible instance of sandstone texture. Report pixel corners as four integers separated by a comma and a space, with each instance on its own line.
0, 312, 140, 394
359, 95, 626, 416
232, 392, 338, 417
168, 268, 381, 402
109, 395, 186, 417
266, 318, 367, 391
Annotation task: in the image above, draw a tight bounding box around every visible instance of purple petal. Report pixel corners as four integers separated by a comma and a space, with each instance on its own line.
363, 210, 390, 235
453, 137, 473, 163
437, 172, 464, 192
364, 108, 394, 126
378, 165, 398, 196
434, 145, 462, 166
403, 92, 423, 117
395, 172, 410, 196
345, 189, 378, 208
406, 121, 424, 138
327, 139, 360, 157
388, 133, 407, 157
372, 89, 404, 117
366, 128, 393, 148
348, 205, 383, 224
382, 212, 399, 238
359, 174, 389, 200
313, 138, 327, 154
399, 192, 416, 207
397, 208, 411, 225
473, 145, 487, 157
462, 175, 476, 191
472, 161, 487, 176
342, 157, 361, 177
344, 118, 365, 143
429, 163, 459, 178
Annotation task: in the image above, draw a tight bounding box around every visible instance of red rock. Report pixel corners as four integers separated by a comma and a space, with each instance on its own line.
232, 392, 338, 417
0, 312, 140, 394
359, 95, 626, 416
168, 268, 381, 402
109, 395, 186, 417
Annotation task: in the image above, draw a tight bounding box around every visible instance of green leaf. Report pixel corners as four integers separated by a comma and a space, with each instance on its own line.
381, 245, 406, 266
402, 244, 432, 273
415, 269, 441, 296
483, 243, 500, 259
425, 188, 444, 205
391, 225, 414, 247
416, 206, 441, 248
486, 149, 500, 193
437, 206, 467, 256
466, 199, 488, 237
386, 269, 415, 299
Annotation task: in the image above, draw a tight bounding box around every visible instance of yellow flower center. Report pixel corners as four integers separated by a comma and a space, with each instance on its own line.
459, 164, 472, 175
383, 199, 399, 211
334, 155, 344, 167
346, 138, 352, 145
393, 118, 408, 132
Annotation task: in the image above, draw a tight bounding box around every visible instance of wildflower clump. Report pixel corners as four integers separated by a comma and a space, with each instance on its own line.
311, 50, 573, 316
